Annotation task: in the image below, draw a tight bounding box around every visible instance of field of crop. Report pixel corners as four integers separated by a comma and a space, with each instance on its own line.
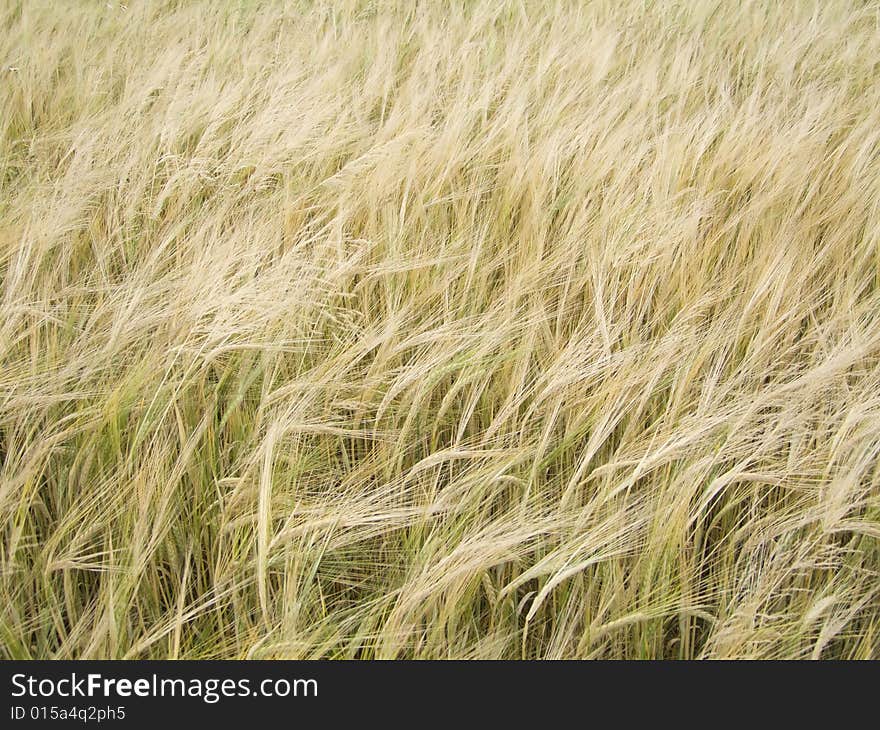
1, 0, 879, 659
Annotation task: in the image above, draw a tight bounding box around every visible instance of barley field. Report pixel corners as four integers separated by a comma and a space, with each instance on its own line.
1, 0, 879, 659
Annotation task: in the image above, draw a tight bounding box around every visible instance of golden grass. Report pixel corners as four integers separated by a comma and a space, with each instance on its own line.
1, 0, 879, 659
